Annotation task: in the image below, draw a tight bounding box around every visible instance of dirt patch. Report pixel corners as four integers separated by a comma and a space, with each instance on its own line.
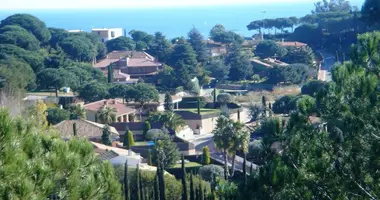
235, 85, 301, 105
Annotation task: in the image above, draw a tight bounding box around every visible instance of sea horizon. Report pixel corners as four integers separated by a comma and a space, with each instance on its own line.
0, 1, 363, 39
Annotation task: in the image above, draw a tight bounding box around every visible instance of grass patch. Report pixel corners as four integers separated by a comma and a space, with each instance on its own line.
170, 162, 202, 169
133, 141, 150, 146
184, 108, 220, 115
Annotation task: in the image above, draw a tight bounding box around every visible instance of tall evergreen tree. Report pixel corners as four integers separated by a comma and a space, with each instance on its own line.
154, 174, 160, 200
136, 164, 141, 200
107, 64, 113, 83
198, 180, 204, 200
188, 28, 208, 63
213, 88, 217, 109
190, 173, 195, 200
123, 129, 134, 149
148, 149, 153, 165
261, 96, 267, 107
140, 168, 144, 200
181, 154, 188, 200
164, 92, 174, 112
73, 122, 77, 137
143, 121, 151, 140
197, 97, 201, 115
226, 42, 253, 81
157, 153, 166, 200
202, 146, 211, 165
101, 125, 112, 146
243, 152, 247, 186
124, 161, 130, 200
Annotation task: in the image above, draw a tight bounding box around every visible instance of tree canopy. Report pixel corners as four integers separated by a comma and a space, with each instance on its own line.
254, 40, 288, 59
0, 25, 40, 51
106, 36, 136, 52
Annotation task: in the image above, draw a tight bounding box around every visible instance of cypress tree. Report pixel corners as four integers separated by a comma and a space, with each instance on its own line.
158, 158, 166, 200
101, 125, 112, 146
181, 154, 188, 200
190, 173, 195, 200
124, 129, 134, 149
195, 185, 199, 200
124, 161, 130, 200
164, 92, 173, 112
140, 168, 144, 200
197, 97, 201, 115
148, 149, 153, 165
250, 163, 253, 174
136, 164, 141, 200
243, 152, 247, 186
198, 180, 204, 200
203, 187, 207, 200
154, 174, 160, 200
213, 88, 216, 109
73, 122, 77, 137
261, 95, 266, 107
202, 146, 210, 165
335, 50, 339, 63
107, 65, 113, 83
143, 121, 151, 140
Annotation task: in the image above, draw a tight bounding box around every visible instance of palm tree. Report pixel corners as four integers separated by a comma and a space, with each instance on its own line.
68, 104, 86, 120
212, 115, 235, 180
229, 121, 250, 177
148, 111, 185, 132
96, 106, 116, 125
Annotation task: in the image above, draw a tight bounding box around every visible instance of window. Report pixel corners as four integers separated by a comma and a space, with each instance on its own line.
111, 31, 115, 38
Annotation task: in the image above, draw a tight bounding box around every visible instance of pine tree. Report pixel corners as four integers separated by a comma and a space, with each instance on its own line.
261, 95, 267, 107
202, 146, 211, 165
164, 92, 173, 112
136, 164, 141, 200
154, 174, 160, 200
190, 173, 195, 200
73, 122, 77, 137
101, 125, 112, 146
124, 129, 134, 149
124, 161, 130, 200
107, 65, 113, 83
181, 154, 188, 200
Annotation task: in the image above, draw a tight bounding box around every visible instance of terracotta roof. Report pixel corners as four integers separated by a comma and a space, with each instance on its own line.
277, 41, 307, 47
83, 99, 136, 116
53, 119, 119, 139
127, 58, 162, 67
94, 58, 119, 68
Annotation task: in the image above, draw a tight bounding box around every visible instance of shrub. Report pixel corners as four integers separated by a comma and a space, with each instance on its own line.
199, 164, 224, 182
145, 129, 164, 141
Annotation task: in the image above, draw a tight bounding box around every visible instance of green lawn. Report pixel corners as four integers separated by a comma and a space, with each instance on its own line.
184, 108, 220, 115
170, 162, 202, 169
133, 141, 150, 146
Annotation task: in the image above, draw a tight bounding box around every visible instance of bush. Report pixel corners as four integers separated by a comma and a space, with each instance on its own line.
199, 164, 224, 182
248, 140, 264, 164
217, 93, 233, 104
145, 129, 164, 141
254, 40, 288, 58
46, 107, 69, 125
272, 95, 297, 114
301, 80, 328, 97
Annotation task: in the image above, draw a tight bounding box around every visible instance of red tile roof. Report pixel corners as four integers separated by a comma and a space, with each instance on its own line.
83, 99, 136, 116
94, 58, 119, 68
127, 58, 162, 67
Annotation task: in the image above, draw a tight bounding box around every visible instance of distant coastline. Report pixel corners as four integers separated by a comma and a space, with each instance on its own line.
0, 2, 362, 38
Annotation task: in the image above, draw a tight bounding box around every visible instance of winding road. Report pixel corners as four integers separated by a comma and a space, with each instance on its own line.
317, 50, 336, 82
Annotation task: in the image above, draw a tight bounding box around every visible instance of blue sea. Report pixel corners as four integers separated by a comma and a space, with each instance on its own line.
0, 2, 363, 39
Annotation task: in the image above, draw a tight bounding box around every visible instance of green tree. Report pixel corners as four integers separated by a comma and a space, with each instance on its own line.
229, 122, 249, 177
199, 165, 224, 182
0, 44, 44, 72
313, 0, 351, 13
152, 133, 180, 169
282, 46, 315, 65
73, 122, 77, 136
0, 25, 40, 51
267, 64, 313, 84
132, 83, 159, 118
78, 82, 109, 102
108, 65, 113, 83
136, 164, 141, 200
205, 59, 230, 81
0, 14, 51, 42
164, 92, 174, 112
147, 32, 172, 63
124, 129, 134, 149
226, 42, 253, 81
96, 106, 116, 125
212, 115, 235, 179
124, 161, 130, 200
0, 109, 122, 199
102, 125, 112, 145
60, 35, 97, 62
0, 57, 36, 92
361, 0, 380, 26
202, 146, 211, 165
301, 80, 328, 97
106, 36, 136, 52
190, 173, 195, 200
181, 154, 188, 200
46, 107, 70, 125
148, 111, 186, 132
109, 84, 131, 101
67, 104, 86, 120
37, 68, 79, 96
254, 40, 288, 59
291, 24, 323, 47
154, 175, 160, 200
143, 120, 151, 140
272, 95, 298, 114
188, 28, 208, 63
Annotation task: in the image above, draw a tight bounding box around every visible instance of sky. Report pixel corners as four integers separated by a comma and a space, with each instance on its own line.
1, 0, 320, 9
